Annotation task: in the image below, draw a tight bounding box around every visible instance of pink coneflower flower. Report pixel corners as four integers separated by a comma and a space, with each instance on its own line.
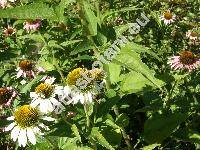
3, 25, 16, 36
186, 30, 198, 40
161, 11, 176, 25
16, 59, 45, 79
23, 19, 42, 32
0, 87, 17, 107
168, 51, 200, 72
17, 59, 35, 78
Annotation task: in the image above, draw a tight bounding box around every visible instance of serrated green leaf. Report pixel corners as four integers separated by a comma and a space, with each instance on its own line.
106, 63, 121, 84
90, 127, 115, 150
0, 3, 56, 19
70, 41, 93, 55
114, 43, 164, 91
79, 0, 98, 36
129, 42, 160, 60
71, 124, 82, 143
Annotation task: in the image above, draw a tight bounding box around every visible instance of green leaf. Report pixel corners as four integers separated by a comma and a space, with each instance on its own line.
53, 0, 70, 22
59, 137, 92, 150
21, 75, 43, 93
144, 113, 188, 144
71, 124, 82, 143
174, 128, 200, 144
142, 144, 161, 150
79, 0, 98, 36
102, 7, 140, 21
97, 90, 120, 118
105, 119, 121, 129
100, 127, 122, 147
119, 71, 160, 94
128, 42, 161, 61
70, 41, 93, 55
18, 34, 45, 43
48, 40, 64, 50
90, 127, 115, 150
37, 58, 55, 71
106, 63, 121, 85
60, 40, 83, 47
115, 113, 129, 128
114, 43, 164, 91
0, 3, 56, 19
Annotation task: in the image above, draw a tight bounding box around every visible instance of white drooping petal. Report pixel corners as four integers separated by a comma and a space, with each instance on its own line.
64, 86, 71, 95
5, 122, 15, 131
42, 116, 55, 121
30, 92, 38, 99
79, 93, 85, 104
33, 127, 40, 134
71, 93, 80, 104
27, 128, 36, 145
39, 100, 48, 113
87, 92, 93, 103
11, 126, 20, 142
18, 129, 27, 147
7, 116, 14, 120
17, 69, 24, 78
54, 86, 64, 95
8, 0, 16, 2
39, 123, 49, 131
30, 99, 40, 108
44, 77, 55, 84
47, 100, 54, 112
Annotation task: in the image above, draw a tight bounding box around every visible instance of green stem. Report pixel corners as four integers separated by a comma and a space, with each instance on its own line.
166, 80, 177, 108
113, 105, 132, 150
52, 52, 65, 84
84, 103, 90, 129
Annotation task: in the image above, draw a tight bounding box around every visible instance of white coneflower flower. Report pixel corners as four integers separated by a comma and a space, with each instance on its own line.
63, 68, 105, 105
4, 105, 55, 147
0, 87, 17, 108
186, 30, 198, 40
167, 51, 200, 72
16, 59, 45, 79
161, 10, 176, 25
30, 77, 63, 113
